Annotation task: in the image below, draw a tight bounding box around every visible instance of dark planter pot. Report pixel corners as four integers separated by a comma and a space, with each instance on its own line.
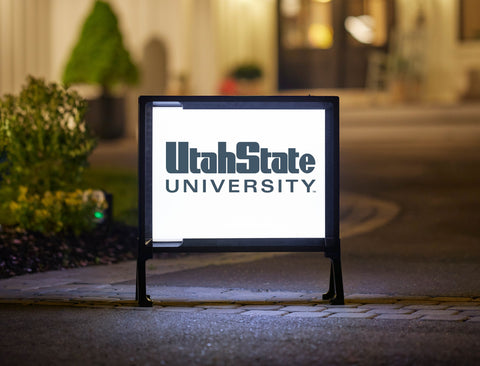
85, 95, 125, 140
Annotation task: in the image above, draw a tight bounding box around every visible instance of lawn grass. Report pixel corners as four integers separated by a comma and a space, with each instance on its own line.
82, 167, 138, 226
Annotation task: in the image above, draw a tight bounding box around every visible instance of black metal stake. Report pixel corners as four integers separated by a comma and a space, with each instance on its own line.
330, 256, 344, 305
322, 262, 336, 301
136, 256, 153, 307
322, 255, 344, 305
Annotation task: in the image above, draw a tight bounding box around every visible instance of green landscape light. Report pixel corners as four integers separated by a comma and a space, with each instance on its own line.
90, 190, 112, 225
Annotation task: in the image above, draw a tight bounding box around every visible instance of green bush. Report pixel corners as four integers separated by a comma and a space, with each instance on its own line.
232, 63, 263, 80
62, 0, 139, 94
0, 76, 96, 195
9, 187, 107, 235
0, 76, 99, 234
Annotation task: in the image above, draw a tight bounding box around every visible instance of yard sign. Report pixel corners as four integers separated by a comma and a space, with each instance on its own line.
137, 96, 343, 306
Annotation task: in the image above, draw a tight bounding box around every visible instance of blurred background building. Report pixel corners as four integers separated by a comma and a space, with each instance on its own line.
1, 0, 479, 138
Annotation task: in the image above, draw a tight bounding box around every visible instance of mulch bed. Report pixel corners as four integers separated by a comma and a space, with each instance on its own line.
0, 222, 138, 279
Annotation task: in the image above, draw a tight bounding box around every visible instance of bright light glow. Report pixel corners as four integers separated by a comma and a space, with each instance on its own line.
94, 211, 104, 219
344, 15, 375, 44
308, 23, 333, 49
314, 0, 331, 3
151, 108, 326, 242
281, 0, 301, 17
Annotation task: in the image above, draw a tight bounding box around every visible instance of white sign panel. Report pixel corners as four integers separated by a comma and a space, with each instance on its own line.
151, 108, 326, 242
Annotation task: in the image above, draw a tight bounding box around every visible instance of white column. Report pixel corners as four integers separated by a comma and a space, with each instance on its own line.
0, 0, 14, 95
12, 0, 26, 91
0, 0, 51, 95
189, 0, 218, 94
394, 0, 460, 103
422, 0, 458, 103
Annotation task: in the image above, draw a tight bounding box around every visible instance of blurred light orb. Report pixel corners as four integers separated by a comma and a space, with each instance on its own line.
344, 15, 375, 44
281, 0, 301, 17
308, 23, 333, 49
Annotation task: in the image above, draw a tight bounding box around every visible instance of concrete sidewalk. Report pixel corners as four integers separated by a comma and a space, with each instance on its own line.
0, 256, 479, 322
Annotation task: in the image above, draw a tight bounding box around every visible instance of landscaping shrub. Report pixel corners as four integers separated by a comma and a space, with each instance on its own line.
0, 76, 96, 195
0, 76, 98, 234
9, 187, 107, 235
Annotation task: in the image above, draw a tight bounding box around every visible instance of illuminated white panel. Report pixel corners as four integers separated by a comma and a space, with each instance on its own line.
151, 108, 325, 241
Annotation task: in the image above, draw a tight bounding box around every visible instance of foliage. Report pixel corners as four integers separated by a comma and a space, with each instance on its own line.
83, 167, 137, 226
232, 63, 263, 80
9, 187, 107, 235
0, 76, 96, 195
0, 76, 99, 235
62, 0, 139, 93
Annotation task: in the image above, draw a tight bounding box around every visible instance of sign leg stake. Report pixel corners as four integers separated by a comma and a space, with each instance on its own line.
136, 257, 153, 307
322, 262, 336, 301
331, 256, 344, 305
322, 256, 344, 305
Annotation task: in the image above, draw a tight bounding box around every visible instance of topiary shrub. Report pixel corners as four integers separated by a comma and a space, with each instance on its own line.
61, 1, 139, 139
62, 0, 139, 95
0, 76, 99, 234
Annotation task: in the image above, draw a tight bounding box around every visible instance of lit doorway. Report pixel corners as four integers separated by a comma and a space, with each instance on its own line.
278, 0, 395, 89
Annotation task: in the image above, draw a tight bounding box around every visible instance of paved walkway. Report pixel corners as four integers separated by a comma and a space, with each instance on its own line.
1, 287, 479, 322
2, 189, 478, 322
1, 249, 479, 322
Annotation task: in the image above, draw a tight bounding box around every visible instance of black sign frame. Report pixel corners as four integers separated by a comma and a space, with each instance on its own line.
137, 96, 343, 306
